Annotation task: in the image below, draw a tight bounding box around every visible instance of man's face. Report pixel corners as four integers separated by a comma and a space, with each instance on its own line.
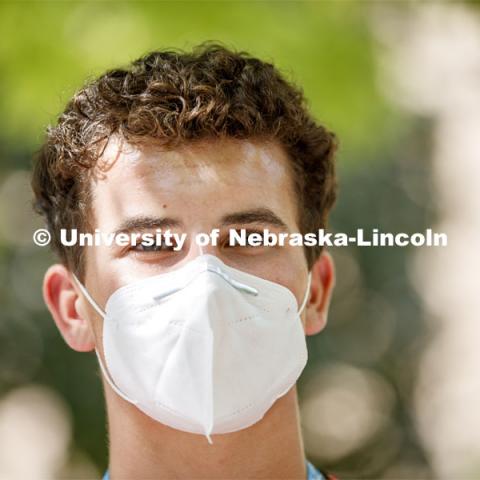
81, 137, 311, 348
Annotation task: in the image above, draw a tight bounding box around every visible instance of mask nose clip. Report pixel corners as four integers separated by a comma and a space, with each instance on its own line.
207, 266, 258, 296
152, 264, 258, 303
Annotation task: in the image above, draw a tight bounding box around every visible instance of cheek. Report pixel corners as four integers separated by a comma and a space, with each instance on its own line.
298, 306, 307, 326
82, 248, 115, 335
285, 244, 310, 286
88, 310, 103, 343
262, 246, 309, 310
75, 293, 103, 346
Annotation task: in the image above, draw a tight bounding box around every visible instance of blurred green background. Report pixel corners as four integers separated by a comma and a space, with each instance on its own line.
1, 1, 479, 479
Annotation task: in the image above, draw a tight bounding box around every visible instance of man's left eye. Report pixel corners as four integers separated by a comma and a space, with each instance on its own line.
222, 229, 268, 249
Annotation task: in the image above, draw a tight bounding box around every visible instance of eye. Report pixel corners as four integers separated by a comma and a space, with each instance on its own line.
133, 242, 176, 252
130, 234, 179, 253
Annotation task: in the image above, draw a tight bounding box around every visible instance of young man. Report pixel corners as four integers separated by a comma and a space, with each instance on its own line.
32, 43, 338, 479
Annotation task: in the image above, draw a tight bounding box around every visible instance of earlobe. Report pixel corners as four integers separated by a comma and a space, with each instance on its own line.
304, 251, 335, 336
43, 264, 96, 352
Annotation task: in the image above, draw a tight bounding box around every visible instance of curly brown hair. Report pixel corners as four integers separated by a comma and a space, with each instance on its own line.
31, 42, 337, 280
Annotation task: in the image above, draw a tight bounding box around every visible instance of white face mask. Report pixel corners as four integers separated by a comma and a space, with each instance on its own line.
73, 254, 311, 443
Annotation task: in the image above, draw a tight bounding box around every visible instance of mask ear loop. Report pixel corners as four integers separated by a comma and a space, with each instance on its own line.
71, 274, 139, 406
298, 272, 312, 316
71, 273, 106, 319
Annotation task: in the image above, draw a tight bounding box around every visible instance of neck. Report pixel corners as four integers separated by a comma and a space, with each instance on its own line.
106, 386, 307, 480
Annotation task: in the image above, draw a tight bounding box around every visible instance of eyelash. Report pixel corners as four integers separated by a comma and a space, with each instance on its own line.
132, 243, 176, 252
130, 235, 178, 253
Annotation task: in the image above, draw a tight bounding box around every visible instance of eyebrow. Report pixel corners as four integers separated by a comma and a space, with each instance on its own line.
220, 207, 289, 230
112, 207, 289, 236
113, 216, 184, 236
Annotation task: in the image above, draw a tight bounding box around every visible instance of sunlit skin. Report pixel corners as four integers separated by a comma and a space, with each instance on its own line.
42, 136, 335, 480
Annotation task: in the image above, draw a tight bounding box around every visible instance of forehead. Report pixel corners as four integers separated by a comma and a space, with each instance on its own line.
90, 136, 299, 230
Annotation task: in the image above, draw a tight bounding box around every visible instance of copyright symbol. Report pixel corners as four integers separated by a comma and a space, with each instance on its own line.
33, 228, 51, 247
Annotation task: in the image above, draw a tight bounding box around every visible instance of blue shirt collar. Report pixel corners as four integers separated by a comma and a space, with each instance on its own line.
103, 460, 324, 479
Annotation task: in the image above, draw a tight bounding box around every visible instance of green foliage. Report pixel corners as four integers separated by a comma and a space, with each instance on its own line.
0, 1, 397, 158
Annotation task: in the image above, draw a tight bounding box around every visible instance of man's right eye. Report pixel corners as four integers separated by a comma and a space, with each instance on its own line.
133, 243, 175, 252
131, 237, 178, 253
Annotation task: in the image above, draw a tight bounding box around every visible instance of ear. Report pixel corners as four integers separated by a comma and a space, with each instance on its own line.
43, 264, 95, 352
304, 251, 335, 336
